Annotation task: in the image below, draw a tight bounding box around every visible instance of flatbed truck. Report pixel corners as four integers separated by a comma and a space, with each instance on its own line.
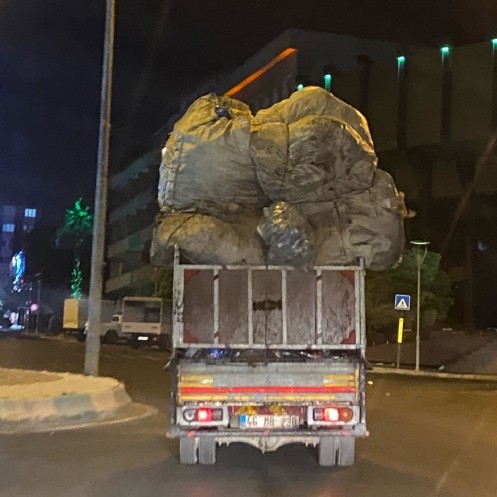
168, 249, 367, 466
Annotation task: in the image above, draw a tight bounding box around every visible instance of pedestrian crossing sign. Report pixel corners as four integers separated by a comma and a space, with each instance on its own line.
394, 294, 411, 311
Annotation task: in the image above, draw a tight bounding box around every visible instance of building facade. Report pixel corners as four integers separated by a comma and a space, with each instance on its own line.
0, 205, 39, 293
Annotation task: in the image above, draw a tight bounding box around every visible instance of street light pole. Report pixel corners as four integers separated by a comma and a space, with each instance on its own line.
85, 0, 116, 376
410, 240, 430, 372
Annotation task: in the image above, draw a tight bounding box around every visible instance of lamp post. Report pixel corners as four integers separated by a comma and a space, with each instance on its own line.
410, 240, 430, 372
85, 0, 116, 376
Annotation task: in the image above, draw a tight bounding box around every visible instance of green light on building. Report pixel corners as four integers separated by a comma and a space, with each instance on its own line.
397, 55, 406, 65
324, 74, 332, 92
492, 38, 497, 46
440, 45, 450, 55
297, 83, 304, 91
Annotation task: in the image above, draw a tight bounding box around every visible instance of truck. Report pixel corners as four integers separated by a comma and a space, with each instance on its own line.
63, 298, 115, 337
167, 248, 367, 466
80, 313, 124, 344
121, 296, 172, 351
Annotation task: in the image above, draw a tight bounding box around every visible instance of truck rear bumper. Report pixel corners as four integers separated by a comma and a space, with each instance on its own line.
168, 424, 367, 452
168, 423, 368, 439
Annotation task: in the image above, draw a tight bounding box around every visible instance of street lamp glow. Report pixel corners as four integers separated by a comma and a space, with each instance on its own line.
440, 45, 450, 56
410, 240, 430, 372
297, 83, 304, 91
397, 55, 406, 64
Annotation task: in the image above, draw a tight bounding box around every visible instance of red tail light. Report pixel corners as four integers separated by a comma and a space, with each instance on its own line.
183, 407, 224, 423
338, 407, 353, 422
324, 407, 339, 421
313, 407, 354, 423
197, 408, 212, 422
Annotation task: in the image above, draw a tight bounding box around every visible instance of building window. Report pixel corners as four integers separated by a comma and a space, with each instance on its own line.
24, 208, 37, 218
2, 224, 14, 233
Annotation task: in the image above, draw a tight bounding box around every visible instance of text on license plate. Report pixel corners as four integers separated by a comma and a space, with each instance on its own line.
239, 415, 300, 429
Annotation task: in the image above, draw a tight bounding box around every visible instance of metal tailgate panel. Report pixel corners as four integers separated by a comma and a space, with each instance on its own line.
252, 270, 282, 345
219, 270, 248, 344
287, 270, 316, 345
177, 361, 359, 404
183, 270, 214, 344
177, 266, 359, 348
322, 271, 356, 344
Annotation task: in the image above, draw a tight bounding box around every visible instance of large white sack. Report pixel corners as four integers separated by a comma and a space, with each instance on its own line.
301, 170, 406, 269
158, 93, 265, 213
251, 87, 377, 203
254, 86, 374, 146
151, 211, 265, 266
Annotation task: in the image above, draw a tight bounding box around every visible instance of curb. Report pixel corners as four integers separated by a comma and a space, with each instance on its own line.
0, 368, 155, 434
370, 365, 497, 382
0, 402, 157, 434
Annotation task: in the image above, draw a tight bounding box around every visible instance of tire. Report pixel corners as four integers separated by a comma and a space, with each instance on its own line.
318, 437, 337, 467
129, 337, 139, 349
198, 436, 216, 465
158, 335, 169, 352
336, 436, 355, 467
179, 437, 198, 464
104, 329, 118, 344
76, 331, 86, 342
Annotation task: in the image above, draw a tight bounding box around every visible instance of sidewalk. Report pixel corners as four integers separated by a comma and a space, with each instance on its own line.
367, 329, 497, 374
0, 367, 156, 434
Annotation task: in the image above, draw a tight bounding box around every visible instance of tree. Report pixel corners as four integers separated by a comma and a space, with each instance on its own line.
365, 248, 453, 338
57, 199, 93, 298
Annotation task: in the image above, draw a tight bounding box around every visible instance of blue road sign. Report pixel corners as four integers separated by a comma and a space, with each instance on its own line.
394, 294, 411, 311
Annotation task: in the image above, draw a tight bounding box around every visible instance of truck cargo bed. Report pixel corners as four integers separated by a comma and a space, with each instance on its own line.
173, 250, 365, 350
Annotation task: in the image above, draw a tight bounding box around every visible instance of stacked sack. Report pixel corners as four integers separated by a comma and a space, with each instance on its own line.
151, 87, 407, 270
153, 94, 266, 265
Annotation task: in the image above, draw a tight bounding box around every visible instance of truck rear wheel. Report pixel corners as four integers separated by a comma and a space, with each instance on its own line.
158, 335, 170, 352
198, 436, 216, 465
318, 437, 337, 467
179, 437, 198, 464
336, 436, 355, 466
129, 337, 139, 349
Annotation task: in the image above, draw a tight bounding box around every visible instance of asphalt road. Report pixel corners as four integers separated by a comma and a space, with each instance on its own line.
0, 336, 496, 497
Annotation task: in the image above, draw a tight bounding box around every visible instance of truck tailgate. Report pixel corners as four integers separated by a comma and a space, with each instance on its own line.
177, 361, 358, 404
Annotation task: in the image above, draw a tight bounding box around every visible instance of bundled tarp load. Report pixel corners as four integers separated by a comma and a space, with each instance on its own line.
153, 93, 266, 265
257, 201, 316, 270
250, 86, 377, 203
157, 93, 266, 212
151, 86, 407, 270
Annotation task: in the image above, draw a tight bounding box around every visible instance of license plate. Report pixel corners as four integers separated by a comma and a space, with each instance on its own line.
239, 415, 300, 429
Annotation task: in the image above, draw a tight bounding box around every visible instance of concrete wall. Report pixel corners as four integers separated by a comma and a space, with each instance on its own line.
451, 42, 493, 143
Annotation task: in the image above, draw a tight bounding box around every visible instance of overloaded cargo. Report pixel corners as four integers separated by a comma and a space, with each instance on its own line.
158, 86, 408, 467
152, 86, 407, 270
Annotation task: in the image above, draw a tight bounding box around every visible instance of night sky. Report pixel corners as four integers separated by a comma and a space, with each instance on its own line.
2, 0, 497, 224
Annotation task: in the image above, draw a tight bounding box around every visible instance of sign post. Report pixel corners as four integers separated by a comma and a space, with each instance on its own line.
396, 316, 404, 369
394, 294, 411, 369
